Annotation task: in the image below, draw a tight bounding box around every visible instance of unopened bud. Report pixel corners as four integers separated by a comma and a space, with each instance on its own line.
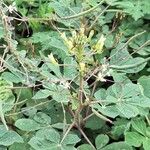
48, 53, 58, 65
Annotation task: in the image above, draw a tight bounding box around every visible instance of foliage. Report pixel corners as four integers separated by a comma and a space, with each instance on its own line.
0, 0, 150, 150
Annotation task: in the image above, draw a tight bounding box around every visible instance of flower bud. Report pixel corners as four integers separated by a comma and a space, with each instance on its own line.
48, 53, 58, 65
94, 34, 106, 54
79, 62, 85, 73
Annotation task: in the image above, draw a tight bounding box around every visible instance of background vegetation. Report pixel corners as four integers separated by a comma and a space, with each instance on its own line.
0, 0, 150, 149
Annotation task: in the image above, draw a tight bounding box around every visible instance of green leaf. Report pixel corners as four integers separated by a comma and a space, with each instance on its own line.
111, 118, 130, 139
43, 83, 70, 103
85, 115, 105, 130
15, 119, 41, 131
0, 26, 4, 39
62, 133, 81, 145
36, 128, 60, 144
0, 146, 7, 150
28, 137, 58, 150
0, 125, 23, 146
94, 88, 107, 100
33, 112, 51, 125
1, 72, 22, 83
138, 76, 150, 98
32, 89, 52, 99
95, 134, 109, 149
110, 45, 146, 73
101, 142, 133, 150
131, 119, 147, 136
77, 144, 94, 150
63, 57, 77, 79
9, 142, 30, 150
143, 138, 150, 150
125, 132, 144, 147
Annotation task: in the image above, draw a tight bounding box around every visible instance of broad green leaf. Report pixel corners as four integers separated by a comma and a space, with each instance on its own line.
125, 132, 144, 147
94, 88, 107, 100
36, 128, 60, 144
85, 115, 105, 130
94, 72, 150, 119
101, 142, 133, 150
9, 142, 30, 150
0, 26, 4, 39
0, 125, 23, 146
63, 57, 77, 79
28, 137, 58, 150
95, 134, 109, 149
33, 112, 51, 125
43, 83, 70, 103
15, 119, 41, 131
116, 103, 139, 118
110, 44, 146, 73
111, 118, 130, 139
138, 76, 150, 98
131, 119, 147, 136
32, 89, 52, 99
77, 144, 94, 150
62, 133, 81, 145
92, 105, 119, 118
0, 146, 7, 150
1, 72, 22, 83
143, 138, 150, 150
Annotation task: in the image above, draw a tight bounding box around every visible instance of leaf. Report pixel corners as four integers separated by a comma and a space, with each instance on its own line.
85, 115, 105, 130
0, 26, 4, 39
114, 1, 145, 20
28, 137, 58, 150
94, 76, 150, 119
29, 129, 78, 150
131, 119, 147, 136
111, 118, 130, 139
95, 134, 109, 149
1, 72, 22, 83
110, 44, 146, 73
63, 57, 77, 79
0, 125, 23, 146
116, 103, 139, 118
33, 112, 51, 125
32, 89, 52, 99
138, 76, 150, 98
62, 133, 81, 145
125, 132, 144, 147
94, 88, 107, 100
143, 138, 150, 150
77, 144, 94, 150
9, 142, 30, 150
101, 142, 133, 150
36, 128, 60, 144
43, 83, 70, 103
15, 119, 41, 131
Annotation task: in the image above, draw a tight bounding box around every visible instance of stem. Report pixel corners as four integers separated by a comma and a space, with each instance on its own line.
78, 73, 83, 105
